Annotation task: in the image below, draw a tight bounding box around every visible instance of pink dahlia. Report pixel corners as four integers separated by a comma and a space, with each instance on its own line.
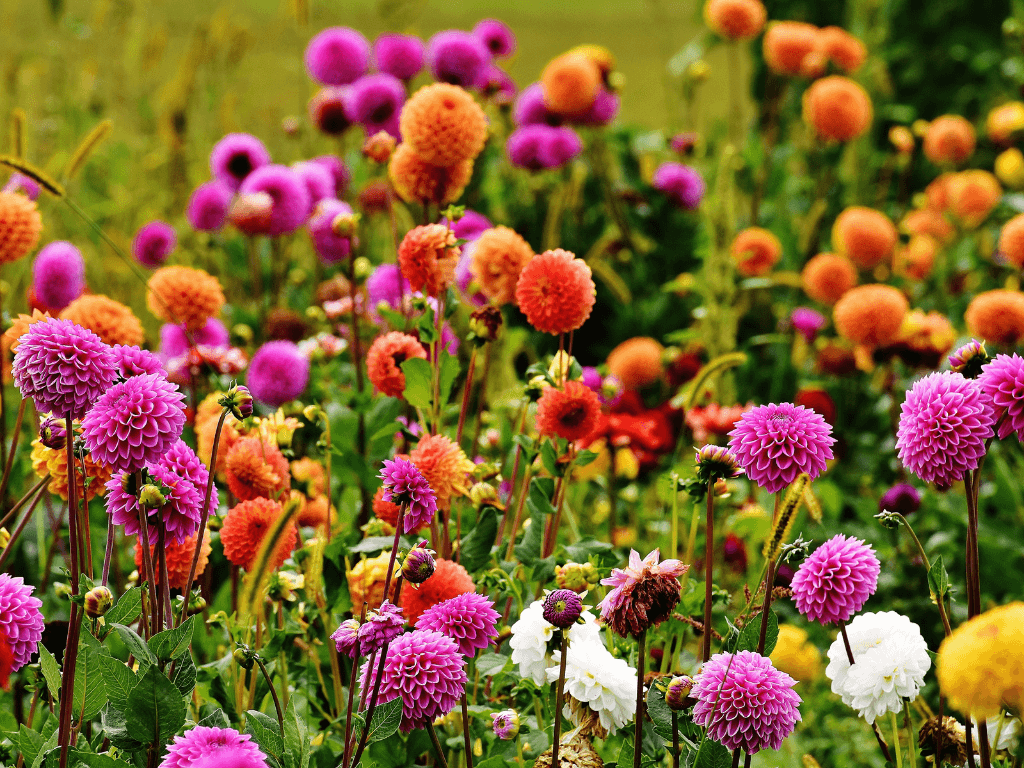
416, 591, 499, 656
82, 372, 186, 473
691, 650, 802, 754
112, 344, 165, 379
376, 628, 467, 732
896, 371, 995, 488
332, 618, 361, 658
12, 318, 117, 419
358, 600, 406, 656
105, 463, 203, 545
159, 726, 268, 768
0, 574, 44, 672
599, 549, 687, 638
978, 353, 1024, 441
790, 534, 880, 625
379, 457, 438, 532
159, 439, 218, 512
727, 402, 836, 494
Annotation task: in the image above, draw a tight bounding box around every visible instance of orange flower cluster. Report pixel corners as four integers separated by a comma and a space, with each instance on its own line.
366, 331, 428, 398
541, 52, 601, 117
146, 266, 225, 331
965, 290, 1024, 345
764, 22, 866, 77
833, 284, 909, 347
220, 496, 297, 571
606, 337, 665, 390
61, 294, 144, 347
470, 227, 535, 306
398, 223, 460, 297
31, 435, 112, 502
703, 0, 767, 41
923, 115, 976, 166
0, 191, 42, 264
225, 435, 291, 502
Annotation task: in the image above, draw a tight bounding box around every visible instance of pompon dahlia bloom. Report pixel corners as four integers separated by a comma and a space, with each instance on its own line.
187, 181, 232, 231
82, 372, 185, 473
803, 76, 872, 143
60, 294, 144, 348
112, 344, 165, 379
416, 591, 499, 656
332, 618, 361, 659
147, 266, 225, 331
366, 332, 428, 398
548, 639, 638, 735
380, 456, 439, 531
220, 497, 298, 571
410, 434, 474, 510
307, 199, 354, 265
606, 337, 665, 390
0, 190, 43, 264
936, 602, 1024, 718
398, 223, 461, 297
160, 317, 230, 359
691, 651, 802, 753
947, 170, 1002, 229
515, 249, 596, 334
506, 124, 583, 171
209, 133, 271, 191
790, 534, 880, 625
924, 115, 976, 166
469, 226, 535, 306
132, 221, 176, 268
965, 290, 1024, 346
510, 601, 602, 684
978, 354, 1024, 441
33, 241, 85, 311
134, 529, 212, 589
358, 600, 406, 656
896, 371, 995, 487
304, 27, 369, 86
535, 381, 602, 442
731, 227, 782, 277
833, 284, 909, 348
105, 463, 203, 544
763, 21, 819, 76
826, 611, 930, 724
389, 144, 473, 206
161, 439, 217, 510
541, 53, 600, 117
833, 207, 898, 269
801, 252, 857, 305
246, 340, 310, 407
374, 33, 424, 81
426, 30, 491, 90
879, 483, 922, 514
159, 726, 269, 768
345, 73, 405, 138
400, 558, 474, 625
0, 574, 44, 674
226, 435, 291, 502
727, 403, 836, 494
13, 318, 117, 418
238, 165, 311, 237
399, 83, 488, 167
653, 162, 705, 210
703, 0, 768, 40
473, 19, 515, 58
599, 549, 687, 637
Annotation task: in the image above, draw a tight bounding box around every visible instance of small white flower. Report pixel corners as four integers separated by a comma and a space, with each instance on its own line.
971, 712, 1021, 753
547, 637, 637, 734
509, 599, 600, 684
825, 611, 931, 724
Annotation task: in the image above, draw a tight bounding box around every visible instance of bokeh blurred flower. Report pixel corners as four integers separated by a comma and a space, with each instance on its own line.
237, 165, 311, 236
803, 76, 872, 142
374, 33, 423, 80
400, 83, 488, 167
607, 337, 664, 390
133, 221, 176, 268
209, 133, 270, 191
32, 241, 84, 311
541, 52, 600, 117
790, 307, 826, 343
506, 125, 582, 170
187, 181, 232, 231
652, 162, 705, 210
426, 30, 491, 89
147, 266, 225, 332
247, 340, 310, 407
305, 27, 370, 86
923, 115, 976, 165
389, 143, 473, 205
947, 170, 1001, 228
732, 227, 782, 277
801, 253, 857, 305
0, 191, 43, 264
410, 434, 474, 510
770, 624, 823, 682
473, 19, 515, 57
879, 483, 921, 514
833, 284, 909, 347
469, 226, 535, 306
346, 73, 405, 138
832, 207, 898, 269
417, 591, 499, 656
763, 21, 819, 76
965, 290, 1024, 346
61, 294, 145, 347
703, 0, 767, 40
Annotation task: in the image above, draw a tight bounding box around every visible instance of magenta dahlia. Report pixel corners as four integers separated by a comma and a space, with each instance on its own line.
0, 574, 44, 672
978, 353, 1024, 441
727, 402, 836, 494
895, 371, 995, 488
332, 618, 361, 658
12, 318, 117, 419
599, 549, 687, 638
105, 463, 203, 545
379, 457, 438, 532
81, 372, 186, 473
416, 591, 499, 656
691, 650, 801, 754
159, 439, 218, 512
376, 628, 467, 732
159, 726, 269, 768
790, 534, 880, 625
111, 344, 165, 379
358, 600, 406, 656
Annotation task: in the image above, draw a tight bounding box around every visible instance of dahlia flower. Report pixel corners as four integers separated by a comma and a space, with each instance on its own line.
305, 27, 370, 86
246, 340, 310, 407
547, 638, 638, 735
379, 457, 438, 532
491, 709, 520, 740
373, 33, 424, 81
409, 434, 474, 511
159, 726, 268, 768
416, 591, 499, 656
209, 133, 270, 191
790, 534, 880, 625
599, 548, 687, 637
358, 600, 405, 656
112, 344, 165, 379
105, 463, 203, 545
978, 353, 1024, 441
332, 618, 361, 659
0, 574, 44, 673
33, 241, 85, 310
542, 589, 583, 629
399, 558, 474, 626
509, 599, 601, 684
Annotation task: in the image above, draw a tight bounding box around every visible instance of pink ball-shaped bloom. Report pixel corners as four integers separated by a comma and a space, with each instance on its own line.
375, 628, 467, 732
447, 210, 492, 241
374, 33, 424, 81
790, 534, 880, 625
379, 457, 438, 532
345, 73, 405, 139
160, 438, 217, 513
575, 88, 620, 126
13, 318, 117, 419
106, 462, 203, 544
691, 651, 802, 754
416, 591, 499, 656
366, 263, 410, 311
82, 372, 186, 473
305, 27, 370, 86
291, 161, 336, 213
426, 30, 491, 90
653, 162, 705, 210
238, 165, 311, 237
896, 371, 995, 488
482, 66, 517, 105
186, 181, 232, 231
727, 403, 836, 494
473, 19, 516, 58
132, 221, 177, 268
246, 340, 310, 407
33, 241, 85, 311
790, 307, 827, 343
112, 344, 165, 379
358, 600, 405, 656
307, 199, 355, 265
159, 318, 230, 360
0, 574, 44, 671
309, 155, 351, 199
513, 83, 562, 127
978, 353, 1024, 442
507, 125, 582, 170
160, 726, 268, 768
209, 133, 271, 191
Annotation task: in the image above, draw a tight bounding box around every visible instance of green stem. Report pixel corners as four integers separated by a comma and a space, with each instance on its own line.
891, 711, 903, 768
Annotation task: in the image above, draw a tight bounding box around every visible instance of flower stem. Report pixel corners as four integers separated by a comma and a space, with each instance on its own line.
671, 711, 680, 768
668, 473, 680, 561
894, 513, 952, 635
634, 629, 646, 768
904, 699, 918, 768
0, 478, 50, 571
552, 632, 568, 768
461, 693, 474, 768
0, 397, 27, 504
841, 622, 894, 764
456, 347, 477, 449
756, 558, 776, 654
702, 491, 714, 663
427, 722, 450, 768
254, 654, 285, 735
57, 415, 81, 768
891, 711, 903, 768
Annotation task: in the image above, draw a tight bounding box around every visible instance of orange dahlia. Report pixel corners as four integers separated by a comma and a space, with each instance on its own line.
366, 331, 428, 398
389, 144, 473, 206
833, 284, 909, 347
801, 253, 857, 305
409, 433, 474, 510
535, 380, 602, 442
703, 0, 767, 41
60, 294, 145, 347
986, 101, 1024, 145
813, 26, 867, 73
195, 392, 242, 480
0, 191, 42, 264
134, 529, 212, 590
295, 493, 333, 530
730, 227, 783, 277
803, 75, 872, 142
924, 173, 953, 212
900, 208, 955, 244
220, 497, 297, 571
398, 223, 460, 297
895, 234, 939, 280
923, 115, 976, 166
946, 170, 1001, 229
399, 83, 488, 167
31, 435, 111, 502
999, 213, 1024, 269
470, 226, 535, 306
291, 457, 326, 497
964, 290, 1024, 345
146, 265, 226, 331
400, 557, 475, 625
347, 551, 395, 616
763, 21, 819, 76
832, 206, 898, 269
225, 434, 291, 502
541, 52, 601, 117
515, 249, 596, 335
606, 337, 665, 390
372, 485, 419, 530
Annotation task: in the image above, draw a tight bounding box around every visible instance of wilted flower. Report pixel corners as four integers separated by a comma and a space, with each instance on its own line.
599, 549, 687, 637
331, 618, 361, 659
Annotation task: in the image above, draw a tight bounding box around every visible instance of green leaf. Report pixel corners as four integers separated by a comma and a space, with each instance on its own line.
574, 449, 599, 468
148, 615, 196, 663
246, 709, 284, 764
172, 651, 197, 697
124, 665, 186, 745
539, 440, 558, 477
458, 506, 497, 573
349, 536, 398, 555
101, 703, 145, 751
198, 708, 231, 729
30, 726, 59, 768
735, 610, 778, 656
928, 554, 950, 602
694, 738, 731, 768
18, 724, 44, 768
38, 645, 62, 704
365, 739, 406, 768
365, 697, 403, 743
615, 739, 657, 767
110, 624, 156, 668
438, 350, 460, 406
43, 748, 132, 768
103, 587, 142, 628
515, 478, 555, 566
282, 697, 310, 768
475, 653, 510, 677
72, 641, 108, 722
400, 358, 433, 411
645, 683, 675, 742
95, 655, 136, 712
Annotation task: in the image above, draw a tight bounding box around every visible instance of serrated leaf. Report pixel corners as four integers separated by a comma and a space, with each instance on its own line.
928, 555, 949, 602
736, 610, 778, 656
172, 652, 197, 697
400, 358, 433, 411
95, 655, 136, 712
246, 709, 284, 763
148, 616, 196, 663
458, 506, 497, 573
103, 587, 142, 628
101, 703, 145, 752
282, 697, 310, 768
38, 645, 62, 704
30, 726, 59, 768
694, 738, 731, 768
18, 724, 44, 768
615, 739, 657, 767
125, 665, 186, 745
438, 350, 460, 406
198, 708, 231, 729
365, 697, 403, 743
646, 683, 675, 742
72, 642, 108, 722
110, 624, 156, 668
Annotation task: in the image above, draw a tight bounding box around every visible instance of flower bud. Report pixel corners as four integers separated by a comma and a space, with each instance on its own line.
233, 646, 255, 670
879, 483, 921, 515
889, 126, 915, 154
948, 340, 989, 379
666, 675, 694, 710
362, 131, 396, 164
229, 192, 274, 236
555, 561, 598, 593
39, 416, 67, 450
441, 204, 466, 223
402, 541, 437, 584
138, 484, 166, 509
491, 709, 520, 740
84, 586, 113, 619
220, 385, 254, 420
468, 306, 503, 344
54, 582, 72, 599
331, 211, 361, 238
331, 618, 361, 658
542, 588, 583, 629
468, 483, 502, 511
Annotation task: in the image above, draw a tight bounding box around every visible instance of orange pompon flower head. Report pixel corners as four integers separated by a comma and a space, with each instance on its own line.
410, 433, 475, 510
31, 433, 112, 502
703, 0, 767, 41
965, 290, 1024, 345
134, 529, 212, 590
146, 265, 225, 331
832, 207, 898, 269
225, 434, 291, 502
986, 102, 1024, 145
0, 191, 43, 264
398, 223, 460, 297
763, 21, 819, 76
60, 295, 145, 347
813, 27, 867, 73
946, 170, 1001, 229
541, 52, 601, 117
470, 226, 535, 306
730, 227, 783, 277
400, 557, 475, 625
399, 83, 488, 167
801, 253, 857, 305
607, 337, 665, 390
833, 284, 909, 347
894, 234, 939, 281
535, 380, 602, 442
515, 249, 596, 335
220, 496, 298, 571
803, 75, 872, 142
900, 208, 955, 244
999, 213, 1024, 269
389, 143, 473, 206
923, 115, 976, 166
366, 331, 428, 398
